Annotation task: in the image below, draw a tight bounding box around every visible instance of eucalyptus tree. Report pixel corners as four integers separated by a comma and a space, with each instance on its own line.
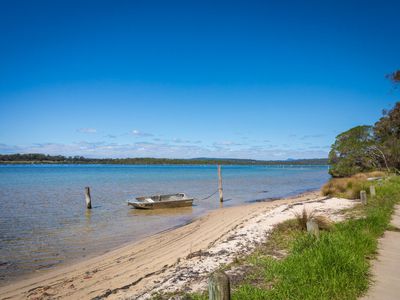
328, 125, 377, 177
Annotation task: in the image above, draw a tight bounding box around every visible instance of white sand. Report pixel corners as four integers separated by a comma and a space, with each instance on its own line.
134, 197, 356, 299
0, 192, 357, 300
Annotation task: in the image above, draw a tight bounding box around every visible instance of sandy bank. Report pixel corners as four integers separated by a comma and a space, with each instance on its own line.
0, 191, 357, 300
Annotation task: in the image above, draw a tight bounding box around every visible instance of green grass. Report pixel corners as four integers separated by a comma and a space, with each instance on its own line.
232, 176, 400, 300
150, 291, 207, 300
153, 176, 400, 300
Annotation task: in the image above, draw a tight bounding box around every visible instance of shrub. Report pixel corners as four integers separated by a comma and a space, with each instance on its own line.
294, 208, 333, 231
321, 172, 386, 199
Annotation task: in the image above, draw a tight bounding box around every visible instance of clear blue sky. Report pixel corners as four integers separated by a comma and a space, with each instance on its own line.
0, 0, 399, 159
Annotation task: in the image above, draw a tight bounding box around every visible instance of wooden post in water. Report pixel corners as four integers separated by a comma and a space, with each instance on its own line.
370, 185, 376, 198
208, 271, 230, 300
218, 165, 223, 202
85, 187, 92, 209
360, 190, 367, 205
306, 219, 320, 239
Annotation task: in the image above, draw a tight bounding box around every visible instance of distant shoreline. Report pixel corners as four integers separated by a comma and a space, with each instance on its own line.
0, 161, 329, 166
0, 153, 328, 166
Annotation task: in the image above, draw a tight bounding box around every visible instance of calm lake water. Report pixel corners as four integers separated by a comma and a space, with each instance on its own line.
0, 164, 329, 284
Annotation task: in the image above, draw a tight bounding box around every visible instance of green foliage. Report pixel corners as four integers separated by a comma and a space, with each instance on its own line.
328, 71, 400, 177
374, 102, 400, 171
151, 291, 207, 300
231, 176, 400, 300
328, 125, 376, 177
387, 70, 400, 83
233, 284, 270, 300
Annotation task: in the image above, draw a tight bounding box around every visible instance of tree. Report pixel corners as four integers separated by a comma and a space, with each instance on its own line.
328, 70, 400, 177
387, 70, 400, 83
328, 125, 377, 177
386, 70, 400, 91
373, 102, 400, 172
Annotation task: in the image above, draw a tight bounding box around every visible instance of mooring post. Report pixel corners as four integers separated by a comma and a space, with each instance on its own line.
370, 185, 376, 198
208, 270, 230, 300
85, 186, 92, 209
218, 165, 223, 202
306, 219, 320, 239
360, 190, 367, 205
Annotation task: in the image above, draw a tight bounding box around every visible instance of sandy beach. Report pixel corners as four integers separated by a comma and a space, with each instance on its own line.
0, 191, 356, 300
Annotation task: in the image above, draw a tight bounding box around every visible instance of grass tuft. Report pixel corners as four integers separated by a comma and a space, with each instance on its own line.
294, 208, 333, 231
157, 175, 400, 300
293, 207, 315, 230
230, 176, 400, 300
313, 214, 333, 231
321, 171, 386, 199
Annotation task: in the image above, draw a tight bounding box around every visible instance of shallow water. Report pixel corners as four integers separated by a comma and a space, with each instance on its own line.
0, 164, 329, 284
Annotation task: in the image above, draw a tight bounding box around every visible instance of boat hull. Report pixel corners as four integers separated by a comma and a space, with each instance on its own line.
128, 198, 194, 209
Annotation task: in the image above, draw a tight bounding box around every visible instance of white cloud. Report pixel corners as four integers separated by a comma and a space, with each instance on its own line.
213, 141, 242, 147
172, 138, 185, 143
0, 142, 328, 160
130, 129, 153, 137
104, 134, 117, 139
172, 138, 196, 144
0, 143, 21, 153
153, 138, 202, 144
301, 134, 325, 140
77, 128, 97, 134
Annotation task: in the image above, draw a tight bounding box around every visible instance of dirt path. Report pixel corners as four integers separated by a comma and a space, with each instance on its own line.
361, 205, 400, 300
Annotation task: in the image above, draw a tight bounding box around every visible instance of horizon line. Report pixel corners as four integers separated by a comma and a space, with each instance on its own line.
0, 153, 328, 162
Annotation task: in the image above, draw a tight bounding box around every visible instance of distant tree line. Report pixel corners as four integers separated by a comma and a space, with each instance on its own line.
0, 153, 328, 166
329, 70, 400, 177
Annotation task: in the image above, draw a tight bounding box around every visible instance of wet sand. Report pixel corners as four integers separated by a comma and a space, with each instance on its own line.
0, 191, 356, 300
0, 164, 329, 283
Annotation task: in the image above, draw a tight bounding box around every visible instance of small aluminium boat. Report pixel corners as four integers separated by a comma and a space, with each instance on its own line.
128, 193, 194, 209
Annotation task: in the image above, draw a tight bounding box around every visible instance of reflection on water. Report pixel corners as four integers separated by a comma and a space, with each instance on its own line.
85, 209, 92, 221
129, 206, 194, 217
0, 164, 329, 284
